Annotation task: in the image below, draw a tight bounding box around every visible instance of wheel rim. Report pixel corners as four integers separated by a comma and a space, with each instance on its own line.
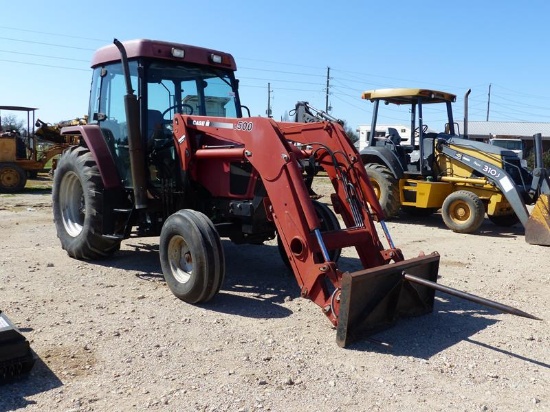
370, 178, 381, 199
168, 235, 193, 284
59, 171, 85, 237
0, 167, 20, 189
448, 200, 470, 223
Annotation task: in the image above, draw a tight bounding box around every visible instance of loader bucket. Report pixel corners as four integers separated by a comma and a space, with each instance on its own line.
336, 253, 440, 347
525, 194, 550, 246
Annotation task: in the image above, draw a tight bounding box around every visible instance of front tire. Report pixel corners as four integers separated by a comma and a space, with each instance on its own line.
364, 163, 400, 219
160, 209, 225, 303
441, 190, 485, 233
52, 146, 121, 259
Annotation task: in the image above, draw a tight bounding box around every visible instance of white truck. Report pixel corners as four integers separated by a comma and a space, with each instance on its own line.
355, 124, 412, 152
489, 137, 526, 166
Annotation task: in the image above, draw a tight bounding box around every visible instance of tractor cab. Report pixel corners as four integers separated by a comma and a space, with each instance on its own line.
87, 39, 243, 189
361, 88, 458, 177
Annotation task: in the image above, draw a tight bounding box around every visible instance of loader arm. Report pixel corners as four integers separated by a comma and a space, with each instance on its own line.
172, 114, 424, 330
169, 115, 537, 345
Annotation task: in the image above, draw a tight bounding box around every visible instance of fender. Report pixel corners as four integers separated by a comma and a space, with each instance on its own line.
359, 146, 405, 179
60, 125, 123, 190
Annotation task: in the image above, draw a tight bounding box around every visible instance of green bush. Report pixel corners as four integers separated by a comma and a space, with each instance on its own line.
526, 150, 550, 170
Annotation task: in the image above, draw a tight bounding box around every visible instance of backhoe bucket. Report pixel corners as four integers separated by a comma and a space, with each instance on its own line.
336, 253, 440, 347
525, 194, 550, 246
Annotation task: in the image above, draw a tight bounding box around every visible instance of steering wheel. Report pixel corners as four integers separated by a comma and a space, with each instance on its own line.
161, 104, 194, 118
414, 124, 429, 137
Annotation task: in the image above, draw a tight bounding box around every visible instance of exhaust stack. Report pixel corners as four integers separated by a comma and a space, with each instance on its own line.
113, 38, 148, 209
463, 89, 471, 138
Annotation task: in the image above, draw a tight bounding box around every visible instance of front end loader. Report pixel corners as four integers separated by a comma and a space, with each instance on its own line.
52, 39, 539, 347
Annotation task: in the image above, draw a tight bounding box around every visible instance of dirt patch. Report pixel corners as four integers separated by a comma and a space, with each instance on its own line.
0, 175, 548, 411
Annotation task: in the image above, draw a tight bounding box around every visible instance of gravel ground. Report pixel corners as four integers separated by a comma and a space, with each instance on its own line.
0, 177, 548, 412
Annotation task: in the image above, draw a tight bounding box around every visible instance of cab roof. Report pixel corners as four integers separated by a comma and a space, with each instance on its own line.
91, 39, 237, 71
361, 88, 456, 105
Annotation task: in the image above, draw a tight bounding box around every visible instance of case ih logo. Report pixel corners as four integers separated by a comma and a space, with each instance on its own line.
192, 120, 211, 127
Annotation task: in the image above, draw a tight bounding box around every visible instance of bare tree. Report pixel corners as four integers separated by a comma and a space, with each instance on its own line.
0, 114, 25, 134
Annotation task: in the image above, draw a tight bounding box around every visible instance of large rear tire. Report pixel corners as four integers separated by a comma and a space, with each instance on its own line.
160, 209, 225, 303
52, 146, 121, 259
364, 163, 400, 219
0, 162, 27, 192
441, 190, 485, 233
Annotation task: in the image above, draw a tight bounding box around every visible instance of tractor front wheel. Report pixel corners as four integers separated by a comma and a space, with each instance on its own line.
441, 190, 485, 233
160, 209, 225, 303
52, 146, 121, 259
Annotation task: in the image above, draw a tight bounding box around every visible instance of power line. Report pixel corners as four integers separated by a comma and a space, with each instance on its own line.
238, 75, 324, 87
239, 65, 324, 78
0, 58, 88, 71
0, 49, 89, 62
0, 36, 96, 51
3, 27, 550, 124
0, 25, 107, 43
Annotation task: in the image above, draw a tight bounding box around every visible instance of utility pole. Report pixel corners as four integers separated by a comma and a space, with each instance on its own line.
325, 67, 331, 113
266, 82, 273, 118
486, 83, 491, 121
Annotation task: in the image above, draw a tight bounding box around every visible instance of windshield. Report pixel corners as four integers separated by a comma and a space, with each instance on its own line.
146, 61, 239, 124
87, 58, 241, 188
491, 140, 523, 150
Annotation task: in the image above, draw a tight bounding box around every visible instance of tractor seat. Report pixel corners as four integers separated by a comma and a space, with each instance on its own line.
147, 110, 169, 140
386, 127, 402, 146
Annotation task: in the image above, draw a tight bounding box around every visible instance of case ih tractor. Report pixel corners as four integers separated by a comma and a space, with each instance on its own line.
52, 39, 537, 346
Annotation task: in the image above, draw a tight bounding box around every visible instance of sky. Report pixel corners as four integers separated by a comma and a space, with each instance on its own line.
2, 1, 550, 133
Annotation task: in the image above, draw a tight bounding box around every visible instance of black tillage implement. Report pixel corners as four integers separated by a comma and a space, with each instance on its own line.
0, 310, 35, 383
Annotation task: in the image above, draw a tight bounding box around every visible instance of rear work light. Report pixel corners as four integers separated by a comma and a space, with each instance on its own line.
210, 53, 223, 64
171, 48, 185, 58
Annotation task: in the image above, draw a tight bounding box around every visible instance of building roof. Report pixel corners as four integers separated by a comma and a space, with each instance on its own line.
457, 121, 550, 138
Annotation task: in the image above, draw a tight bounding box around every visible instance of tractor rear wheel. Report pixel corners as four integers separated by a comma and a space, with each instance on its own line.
441, 190, 485, 233
364, 163, 400, 219
52, 146, 121, 259
277, 200, 341, 267
0, 163, 27, 192
160, 209, 225, 303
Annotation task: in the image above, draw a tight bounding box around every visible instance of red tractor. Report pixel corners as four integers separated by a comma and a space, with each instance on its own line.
52, 39, 536, 346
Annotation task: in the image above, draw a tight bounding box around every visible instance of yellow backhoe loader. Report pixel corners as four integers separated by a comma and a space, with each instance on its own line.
355, 88, 550, 246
